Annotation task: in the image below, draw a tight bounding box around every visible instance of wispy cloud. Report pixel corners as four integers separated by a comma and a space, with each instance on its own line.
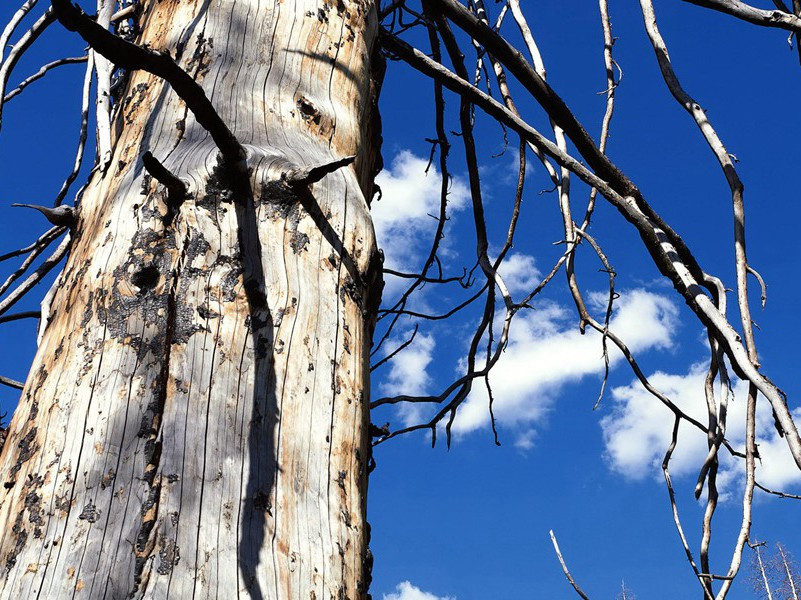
451, 289, 678, 444
601, 363, 801, 493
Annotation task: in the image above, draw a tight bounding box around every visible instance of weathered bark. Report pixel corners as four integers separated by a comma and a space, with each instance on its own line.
0, 0, 383, 598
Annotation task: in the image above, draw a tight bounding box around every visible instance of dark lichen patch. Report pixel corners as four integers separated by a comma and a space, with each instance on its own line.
339, 275, 364, 309
123, 82, 150, 124
156, 537, 180, 575
290, 231, 309, 254
219, 261, 245, 303
172, 288, 208, 344
286, 202, 310, 254
78, 501, 99, 523
258, 180, 301, 220
104, 228, 175, 350
10, 427, 39, 479
6, 510, 27, 572
139, 197, 165, 224
182, 231, 212, 267
54, 494, 71, 513
196, 304, 219, 320
23, 477, 44, 530
80, 290, 95, 328
25, 493, 43, 527
140, 173, 153, 197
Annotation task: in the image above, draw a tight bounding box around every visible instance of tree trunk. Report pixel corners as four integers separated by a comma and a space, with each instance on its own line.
0, 0, 383, 598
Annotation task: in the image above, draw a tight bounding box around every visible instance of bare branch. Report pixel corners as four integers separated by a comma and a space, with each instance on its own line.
0, 311, 40, 324
371, 324, 419, 372
0, 7, 56, 132
680, 0, 801, 33
3, 55, 87, 103
549, 530, 591, 600
93, 0, 115, 170
384, 21, 801, 471
0, 376, 24, 390
0, 225, 65, 262
53, 51, 93, 207
755, 481, 801, 500
141, 151, 188, 224
0, 235, 71, 317
749, 541, 776, 600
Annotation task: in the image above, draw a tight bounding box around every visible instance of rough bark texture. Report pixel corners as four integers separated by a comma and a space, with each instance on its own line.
0, 0, 383, 598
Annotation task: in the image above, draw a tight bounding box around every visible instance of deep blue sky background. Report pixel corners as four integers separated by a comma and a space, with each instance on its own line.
0, 1, 799, 598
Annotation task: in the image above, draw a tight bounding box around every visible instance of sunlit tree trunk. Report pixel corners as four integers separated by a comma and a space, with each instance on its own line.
0, 0, 383, 597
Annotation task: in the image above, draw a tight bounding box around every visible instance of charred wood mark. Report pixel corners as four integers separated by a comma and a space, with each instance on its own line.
130, 258, 175, 592
186, 32, 213, 81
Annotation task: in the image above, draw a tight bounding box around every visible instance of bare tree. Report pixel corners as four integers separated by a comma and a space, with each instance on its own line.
0, 0, 799, 598
750, 541, 777, 600
618, 580, 637, 600
750, 541, 801, 600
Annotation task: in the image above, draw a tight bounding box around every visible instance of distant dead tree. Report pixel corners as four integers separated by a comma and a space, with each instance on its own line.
0, 0, 799, 598
750, 541, 801, 600
618, 580, 637, 600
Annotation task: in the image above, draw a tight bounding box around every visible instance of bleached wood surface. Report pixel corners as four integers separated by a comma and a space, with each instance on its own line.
0, 0, 383, 597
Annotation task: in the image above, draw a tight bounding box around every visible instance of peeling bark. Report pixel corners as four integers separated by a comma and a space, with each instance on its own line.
0, 0, 383, 598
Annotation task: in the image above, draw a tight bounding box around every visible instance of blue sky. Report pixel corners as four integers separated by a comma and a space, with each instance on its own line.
1, 1, 800, 599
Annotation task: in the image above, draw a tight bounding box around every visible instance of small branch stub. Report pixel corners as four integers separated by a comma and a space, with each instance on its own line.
282, 155, 356, 189
11, 203, 75, 227
142, 151, 188, 223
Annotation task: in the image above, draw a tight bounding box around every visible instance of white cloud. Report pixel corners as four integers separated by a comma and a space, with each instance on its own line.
373, 150, 470, 277
383, 581, 454, 600
496, 253, 541, 295
451, 289, 678, 441
601, 363, 801, 493
378, 331, 436, 427
379, 331, 436, 397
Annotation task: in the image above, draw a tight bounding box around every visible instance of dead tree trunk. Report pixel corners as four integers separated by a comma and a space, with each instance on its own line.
0, 0, 383, 598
